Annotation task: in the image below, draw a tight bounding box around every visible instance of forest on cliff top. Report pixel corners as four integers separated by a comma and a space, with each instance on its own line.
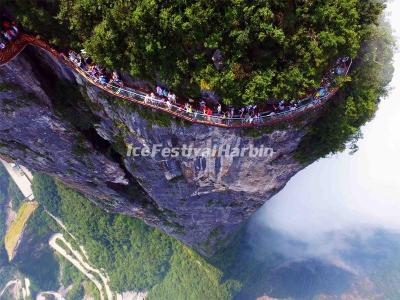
0, 2, 397, 298
3, 0, 394, 161
4, 0, 386, 104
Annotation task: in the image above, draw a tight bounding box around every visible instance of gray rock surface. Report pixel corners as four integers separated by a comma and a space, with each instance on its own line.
0, 46, 311, 255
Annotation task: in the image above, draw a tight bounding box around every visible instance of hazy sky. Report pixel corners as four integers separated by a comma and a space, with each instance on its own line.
254, 1, 400, 252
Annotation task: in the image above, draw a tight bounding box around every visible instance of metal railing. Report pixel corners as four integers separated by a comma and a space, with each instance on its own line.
1, 34, 352, 128
70, 59, 351, 128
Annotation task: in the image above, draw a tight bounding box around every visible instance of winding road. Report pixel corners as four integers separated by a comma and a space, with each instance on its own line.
46, 212, 148, 300
0, 280, 19, 298
49, 233, 114, 300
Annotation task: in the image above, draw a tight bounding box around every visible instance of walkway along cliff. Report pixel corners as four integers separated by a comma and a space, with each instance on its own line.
0, 33, 352, 255
0, 34, 352, 128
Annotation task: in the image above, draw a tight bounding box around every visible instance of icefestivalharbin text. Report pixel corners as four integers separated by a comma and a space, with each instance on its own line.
126, 143, 275, 158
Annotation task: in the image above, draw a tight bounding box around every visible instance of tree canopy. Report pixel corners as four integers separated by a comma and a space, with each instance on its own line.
29, 173, 238, 297
295, 19, 394, 162
5, 0, 386, 106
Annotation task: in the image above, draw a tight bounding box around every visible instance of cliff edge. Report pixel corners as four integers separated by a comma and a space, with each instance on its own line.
0, 46, 320, 255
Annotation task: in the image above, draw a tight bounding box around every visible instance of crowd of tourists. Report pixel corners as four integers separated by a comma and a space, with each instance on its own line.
149, 57, 349, 124
14, 34, 347, 125
68, 46, 345, 123
67, 50, 125, 90
66, 51, 349, 124
0, 15, 19, 49
0, 13, 350, 125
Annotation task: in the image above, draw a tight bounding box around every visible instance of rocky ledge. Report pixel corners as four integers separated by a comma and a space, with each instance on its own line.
0, 45, 313, 255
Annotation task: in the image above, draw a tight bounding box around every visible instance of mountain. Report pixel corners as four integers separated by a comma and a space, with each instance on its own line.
0, 1, 393, 256
213, 222, 400, 300
0, 46, 306, 255
1, 166, 400, 299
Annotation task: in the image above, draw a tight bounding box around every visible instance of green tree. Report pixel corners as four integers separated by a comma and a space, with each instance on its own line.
7, 180, 24, 210
296, 20, 394, 162
5, 0, 383, 105
32, 173, 61, 215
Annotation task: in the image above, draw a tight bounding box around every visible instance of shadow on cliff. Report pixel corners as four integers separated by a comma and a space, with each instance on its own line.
24, 46, 151, 197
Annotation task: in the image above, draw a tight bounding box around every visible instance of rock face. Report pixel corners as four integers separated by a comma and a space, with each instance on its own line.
0, 46, 309, 255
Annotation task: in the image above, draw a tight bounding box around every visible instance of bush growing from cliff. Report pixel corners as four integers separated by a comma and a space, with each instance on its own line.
32, 172, 61, 215
295, 20, 394, 162
5, 0, 393, 163
5, 0, 385, 106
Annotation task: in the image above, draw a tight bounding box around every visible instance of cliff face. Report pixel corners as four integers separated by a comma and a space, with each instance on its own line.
0, 46, 308, 255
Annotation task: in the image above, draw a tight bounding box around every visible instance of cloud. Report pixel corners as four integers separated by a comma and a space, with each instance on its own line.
247, 0, 400, 265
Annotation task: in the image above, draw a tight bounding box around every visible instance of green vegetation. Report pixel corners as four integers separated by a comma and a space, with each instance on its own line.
0, 164, 17, 290
55, 182, 174, 291
296, 20, 394, 162
67, 282, 85, 300
84, 281, 101, 300
110, 95, 173, 128
57, 255, 85, 300
0, 162, 25, 214
0, 164, 10, 241
17, 175, 65, 293
8, 174, 60, 294
0, 171, 59, 294
4, 202, 38, 260
0, 1, 395, 298
7, 180, 24, 210
5, 0, 384, 106
31, 173, 61, 216
5, 0, 393, 162
29, 173, 238, 298
15, 233, 60, 293
0, 82, 20, 93
148, 244, 240, 300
